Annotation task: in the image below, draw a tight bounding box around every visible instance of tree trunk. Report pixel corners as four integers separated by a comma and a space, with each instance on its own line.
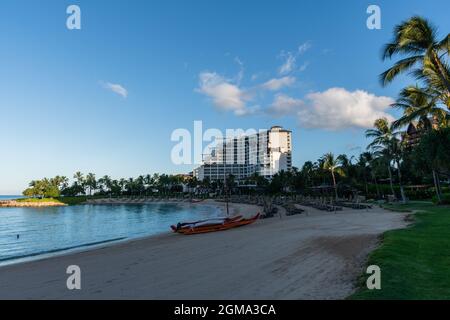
363, 171, 369, 197
331, 170, 338, 200
396, 160, 407, 203
387, 164, 396, 198
432, 169, 442, 203
437, 171, 443, 196
373, 174, 380, 199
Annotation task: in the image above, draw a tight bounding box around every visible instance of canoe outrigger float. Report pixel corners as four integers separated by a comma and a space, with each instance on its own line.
171, 213, 260, 235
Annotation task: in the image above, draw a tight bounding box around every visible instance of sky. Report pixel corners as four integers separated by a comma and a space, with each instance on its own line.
0, 0, 449, 194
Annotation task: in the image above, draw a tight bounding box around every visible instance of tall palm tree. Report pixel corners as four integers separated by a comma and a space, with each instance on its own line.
73, 171, 84, 185
366, 118, 396, 197
361, 151, 382, 198
366, 118, 394, 148
321, 153, 344, 200
391, 86, 449, 201
381, 16, 450, 102
301, 161, 315, 188
98, 175, 112, 197
144, 174, 154, 195
60, 176, 69, 191
73, 171, 85, 194
126, 178, 135, 196
389, 138, 407, 203
366, 118, 407, 203
119, 178, 126, 195
136, 175, 145, 196
85, 173, 97, 196
357, 152, 372, 197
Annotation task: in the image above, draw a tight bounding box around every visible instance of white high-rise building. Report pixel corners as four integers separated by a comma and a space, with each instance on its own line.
193, 126, 292, 182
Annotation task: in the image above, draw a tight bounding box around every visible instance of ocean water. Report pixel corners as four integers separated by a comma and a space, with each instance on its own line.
0, 203, 222, 265
0, 195, 24, 201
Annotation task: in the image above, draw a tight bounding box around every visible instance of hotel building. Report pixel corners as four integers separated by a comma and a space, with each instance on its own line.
193, 126, 292, 182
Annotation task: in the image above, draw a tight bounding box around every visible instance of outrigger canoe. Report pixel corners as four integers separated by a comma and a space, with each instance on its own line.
171, 213, 260, 235
171, 215, 242, 230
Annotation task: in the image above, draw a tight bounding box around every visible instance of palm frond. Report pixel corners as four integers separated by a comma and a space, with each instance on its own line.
438, 34, 450, 54
380, 55, 423, 86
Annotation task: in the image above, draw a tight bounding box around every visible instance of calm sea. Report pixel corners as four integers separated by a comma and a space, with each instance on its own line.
0, 195, 24, 201
0, 203, 222, 265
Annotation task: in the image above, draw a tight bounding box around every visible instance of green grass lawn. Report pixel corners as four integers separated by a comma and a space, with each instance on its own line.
16, 197, 63, 203
15, 197, 89, 205
350, 201, 450, 299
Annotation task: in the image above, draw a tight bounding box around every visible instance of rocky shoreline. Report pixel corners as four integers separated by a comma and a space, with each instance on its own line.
0, 200, 67, 208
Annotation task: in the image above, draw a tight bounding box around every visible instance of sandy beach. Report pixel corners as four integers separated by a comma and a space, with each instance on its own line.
0, 202, 407, 299
0, 200, 66, 207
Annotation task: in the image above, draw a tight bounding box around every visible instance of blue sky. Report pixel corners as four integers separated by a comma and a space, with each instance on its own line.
0, 0, 449, 194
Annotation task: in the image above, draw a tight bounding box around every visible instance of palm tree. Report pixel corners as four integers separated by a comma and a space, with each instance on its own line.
136, 175, 145, 196
389, 138, 407, 203
391, 86, 449, 130
300, 161, 315, 188
359, 151, 382, 199
98, 175, 112, 197
119, 178, 126, 195
73, 171, 85, 194
381, 16, 450, 103
357, 152, 371, 197
338, 154, 357, 185
85, 173, 97, 196
366, 118, 407, 203
321, 153, 344, 200
50, 175, 69, 192
60, 176, 69, 191
144, 174, 154, 195
366, 118, 396, 197
391, 86, 449, 201
110, 179, 121, 196
126, 178, 135, 196
73, 171, 84, 185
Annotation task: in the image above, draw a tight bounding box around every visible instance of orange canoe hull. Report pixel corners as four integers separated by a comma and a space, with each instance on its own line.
173, 213, 260, 235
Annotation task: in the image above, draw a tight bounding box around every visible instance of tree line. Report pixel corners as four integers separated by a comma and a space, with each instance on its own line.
365, 16, 450, 203
22, 173, 192, 198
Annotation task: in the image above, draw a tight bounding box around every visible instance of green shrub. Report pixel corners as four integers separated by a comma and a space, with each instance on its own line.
365, 184, 435, 200
405, 188, 435, 200
432, 193, 450, 205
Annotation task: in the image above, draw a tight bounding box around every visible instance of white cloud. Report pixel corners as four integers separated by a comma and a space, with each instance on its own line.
299, 61, 309, 72
267, 88, 395, 130
278, 51, 296, 75
298, 41, 312, 54
268, 94, 304, 117
261, 76, 296, 91
234, 57, 244, 84
102, 82, 128, 98
197, 72, 249, 115
235, 105, 260, 116
278, 42, 312, 75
